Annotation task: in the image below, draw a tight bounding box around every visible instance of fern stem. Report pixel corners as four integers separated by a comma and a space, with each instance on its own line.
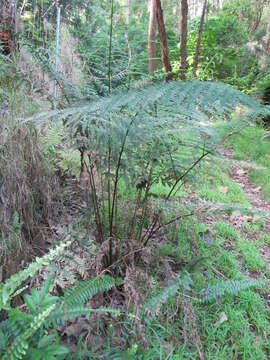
108, 0, 114, 94
108, 141, 112, 237
85, 159, 104, 243
110, 117, 135, 237
137, 169, 153, 242
166, 150, 210, 200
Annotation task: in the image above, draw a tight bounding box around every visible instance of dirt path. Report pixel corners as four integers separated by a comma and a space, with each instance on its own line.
221, 147, 270, 233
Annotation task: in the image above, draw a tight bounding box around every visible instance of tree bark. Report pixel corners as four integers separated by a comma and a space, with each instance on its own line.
193, 0, 207, 77
148, 0, 157, 75
0, 0, 17, 55
155, 0, 173, 80
179, 0, 188, 80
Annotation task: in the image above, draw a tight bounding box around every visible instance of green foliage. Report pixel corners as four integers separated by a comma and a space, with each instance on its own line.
237, 238, 265, 271
0, 262, 118, 359
0, 240, 71, 310
226, 126, 270, 200
64, 275, 116, 307
169, 11, 258, 88
28, 81, 269, 253
201, 278, 265, 302
2, 304, 57, 360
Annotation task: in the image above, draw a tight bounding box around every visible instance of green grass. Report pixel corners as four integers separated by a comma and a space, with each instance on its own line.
145, 210, 269, 359
196, 163, 249, 205
242, 218, 265, 234
214, 221, 240, 241
249, 168, 270, 200
237, 238, 265, 272
226, 126, 270, 200
226, 126, 270, 166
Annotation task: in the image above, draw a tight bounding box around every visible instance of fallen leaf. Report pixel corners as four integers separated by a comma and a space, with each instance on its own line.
236, 169, 246, 176
253, 186, 262, 193
215, 311, 228, 327
219, 186, 229, 194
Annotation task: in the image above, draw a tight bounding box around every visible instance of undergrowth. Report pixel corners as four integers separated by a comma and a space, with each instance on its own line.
1, 77, 270, 359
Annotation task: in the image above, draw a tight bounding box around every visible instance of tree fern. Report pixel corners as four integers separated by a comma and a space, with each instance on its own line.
26, 80, 270, 251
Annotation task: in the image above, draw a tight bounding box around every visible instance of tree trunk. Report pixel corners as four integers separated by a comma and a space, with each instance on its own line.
193, 0, 207, 77
0, 0, 17, 55
155, 0, 173, 80
148, 0, 157, 75
179, 0, 188, 80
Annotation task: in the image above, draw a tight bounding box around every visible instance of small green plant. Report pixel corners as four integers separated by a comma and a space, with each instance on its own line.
0, 240, 71, 310
0, 254, 119, 360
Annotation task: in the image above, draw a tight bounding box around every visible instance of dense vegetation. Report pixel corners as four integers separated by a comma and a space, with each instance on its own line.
0, 0, 270, 359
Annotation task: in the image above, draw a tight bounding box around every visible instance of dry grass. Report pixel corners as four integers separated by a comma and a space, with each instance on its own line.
0, 118, 59, 276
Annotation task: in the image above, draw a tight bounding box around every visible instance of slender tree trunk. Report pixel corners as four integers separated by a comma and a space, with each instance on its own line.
155, 0, 173, 80
148, 0, 157, 75
179, 0, 188, 80
193, 0, 207, 77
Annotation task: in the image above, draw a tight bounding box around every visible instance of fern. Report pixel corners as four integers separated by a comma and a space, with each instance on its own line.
3, 304, 56, 360
64, 275, 116, 307
0, 240, 71, 310
0, 269, 120, 359
200, 278, 266, 302
143, 275, 266, 314
26, 81, 270, 262
144, 283, 180, 315
143, 273, 193, 315
47, 306, 120, 327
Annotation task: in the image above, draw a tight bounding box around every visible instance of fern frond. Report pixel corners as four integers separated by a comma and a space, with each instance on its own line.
27, 80, 269, 126
201, 278, 266, 302
2, 304, 56, 360
0, 240, 71, 310
47, 306, 120, 327
64, 275, 115, 307
143, 283, 180, 315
